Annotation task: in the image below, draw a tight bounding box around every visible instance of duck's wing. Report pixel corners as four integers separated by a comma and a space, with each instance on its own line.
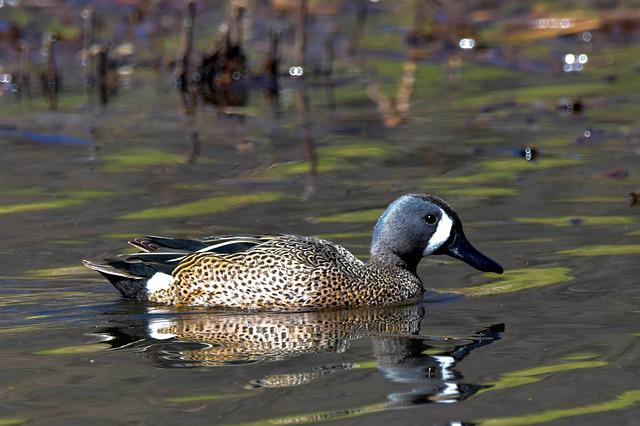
128, 234, 282, 255
84, 234, 283, 299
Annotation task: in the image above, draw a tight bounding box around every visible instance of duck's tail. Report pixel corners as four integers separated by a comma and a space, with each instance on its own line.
82, 259, 161, 300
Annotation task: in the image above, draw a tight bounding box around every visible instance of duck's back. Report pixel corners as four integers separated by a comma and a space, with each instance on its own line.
159, 235, 369, 310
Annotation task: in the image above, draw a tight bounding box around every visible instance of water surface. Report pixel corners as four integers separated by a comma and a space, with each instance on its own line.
1, 1, 640, 425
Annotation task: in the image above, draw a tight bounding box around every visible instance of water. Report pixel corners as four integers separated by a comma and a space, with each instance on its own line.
1, 2, 640, 425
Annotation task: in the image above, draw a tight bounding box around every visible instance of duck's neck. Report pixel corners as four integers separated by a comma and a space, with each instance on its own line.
368, 247, 420, 276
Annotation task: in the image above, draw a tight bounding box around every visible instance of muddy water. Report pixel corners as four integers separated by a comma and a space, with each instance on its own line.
1, 2, 640, 426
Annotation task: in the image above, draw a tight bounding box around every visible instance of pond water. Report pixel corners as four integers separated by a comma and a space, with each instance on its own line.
1, 1, 640, 425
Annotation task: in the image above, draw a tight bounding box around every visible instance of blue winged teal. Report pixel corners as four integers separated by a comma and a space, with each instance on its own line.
83, 194, 503, 311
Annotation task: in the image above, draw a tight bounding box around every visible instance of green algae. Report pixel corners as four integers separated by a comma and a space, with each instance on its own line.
317, 143, 392, 159
62, 190, 114, 200
259, 158, 343, 180
559, 196, 624, 203
34, 343, 110, 356
476, 389, 640, 426
474, 356, 606, 400
2, 187, 46, 196
421, 348, 448, 355
101, 147, 185, 172
165, 392, 253, 404
257, 142, 392, 180
0, 199, 84, 215
102, 233, 143, 240
355, 360, 378, 369
0, 419, 24, 426
24, 314, 53, 320
515, 216, 635, 226
0, 189, 113, 216
120, 192, 286, 220
562, 353, 601, 361
0, 323, 56, 335
430, 158, 581, 185
558, 244, 640, 256
456, 82, 611, 109
0, 291, 105, 308
25, 265, 92, 278
447, 267, 573, 297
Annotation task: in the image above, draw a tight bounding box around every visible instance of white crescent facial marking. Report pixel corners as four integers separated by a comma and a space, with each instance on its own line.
423, 209, 453, 255
146, 272, 174, 294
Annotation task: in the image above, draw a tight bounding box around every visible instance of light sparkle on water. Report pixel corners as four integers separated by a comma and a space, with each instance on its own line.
563, 53, 588, 72
289, 66, 304, 77
458, 38, 476, 50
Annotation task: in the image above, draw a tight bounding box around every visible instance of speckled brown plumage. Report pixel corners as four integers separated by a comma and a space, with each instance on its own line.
148, 235, 422, 310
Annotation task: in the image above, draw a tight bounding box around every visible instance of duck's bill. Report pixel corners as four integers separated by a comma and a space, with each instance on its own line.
438, 233, 503, 274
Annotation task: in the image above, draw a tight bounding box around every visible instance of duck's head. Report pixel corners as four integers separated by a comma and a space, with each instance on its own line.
370, 194, 503, 274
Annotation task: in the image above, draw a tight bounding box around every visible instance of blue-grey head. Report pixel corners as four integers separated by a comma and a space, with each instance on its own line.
370, 194, 503, 274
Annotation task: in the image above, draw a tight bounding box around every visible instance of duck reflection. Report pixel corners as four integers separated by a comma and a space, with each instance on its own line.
102, 304, 503, 404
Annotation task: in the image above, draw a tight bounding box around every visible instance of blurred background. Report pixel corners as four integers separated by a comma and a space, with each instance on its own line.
1, 0, 640, 425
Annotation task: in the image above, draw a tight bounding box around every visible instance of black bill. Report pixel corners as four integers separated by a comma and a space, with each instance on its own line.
436, 231, 503, 274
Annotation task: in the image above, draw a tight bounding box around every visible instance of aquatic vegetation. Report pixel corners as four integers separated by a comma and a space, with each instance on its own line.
257, 142, 393, 180
475, 389, 640, 426
0, 190, 114, 216
0, 323, 58, 336
559, 196, 623, 203
562, 353, 601, 361
0, 419, 23, 426
164, 392, 253, 404
558, 244, 640, 256
0, 199, 84, 215
477, 359, 607, 396
34, 343, 110, 356
120, 192, 286, 220
259, 158, 343, 180
447, 267, 573, 297
25, 266, 92, 278
430, 158, 582, 185
456, 82, 611, 109
317, 142, 392, 159
101, 148, 185, 173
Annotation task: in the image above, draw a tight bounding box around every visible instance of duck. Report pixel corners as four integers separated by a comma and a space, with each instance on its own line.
83, 194, 503, 311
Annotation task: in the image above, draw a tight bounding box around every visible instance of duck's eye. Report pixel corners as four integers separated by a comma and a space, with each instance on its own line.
425, 214, 438, 224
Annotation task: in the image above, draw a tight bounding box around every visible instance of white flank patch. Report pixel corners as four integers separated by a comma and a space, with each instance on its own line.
148, 318, 176, 340
423, 209, 453, 255
146, 272, 174, 294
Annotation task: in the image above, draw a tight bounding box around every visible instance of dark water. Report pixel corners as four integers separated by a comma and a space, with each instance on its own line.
1, 2, 640, 425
